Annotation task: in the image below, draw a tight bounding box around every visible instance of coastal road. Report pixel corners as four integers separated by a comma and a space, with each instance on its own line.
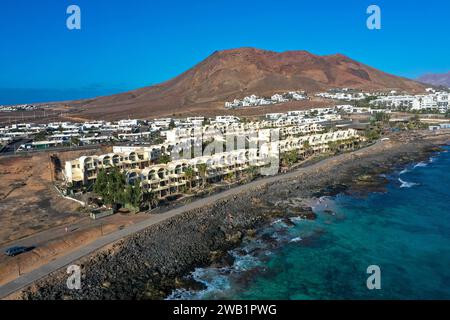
0, 141, 387, 299
0, 216, 110, 256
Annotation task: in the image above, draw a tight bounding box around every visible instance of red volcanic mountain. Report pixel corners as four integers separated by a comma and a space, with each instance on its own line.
68, 48, 426, 120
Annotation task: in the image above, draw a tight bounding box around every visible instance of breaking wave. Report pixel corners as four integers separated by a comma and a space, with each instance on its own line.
399, 178, 419, 188
400, 168, 410, 175
166, 268, 231, 300
166, 213, 314, 300
414, 162, 428, 169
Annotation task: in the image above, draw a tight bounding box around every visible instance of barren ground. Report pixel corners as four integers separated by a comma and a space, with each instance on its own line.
0, 147, 116, 246
0, 147, 152, 286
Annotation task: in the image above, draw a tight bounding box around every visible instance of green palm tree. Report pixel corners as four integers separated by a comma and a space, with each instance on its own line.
158, 154, 171, 164
283, 149, 298, 166
70, 136, 80, 146
145, 191, 159, 209
197, 163, 208, 188
303, 140, 312, 157
327, 141, 339, 154
246, 166, 259, 180
184, 167, 195, 190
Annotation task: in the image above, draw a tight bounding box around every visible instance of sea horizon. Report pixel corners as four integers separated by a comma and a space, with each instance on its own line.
0, 87, 130, 106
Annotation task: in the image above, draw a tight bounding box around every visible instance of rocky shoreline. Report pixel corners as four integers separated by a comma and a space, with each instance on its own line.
18, 131, 450, 300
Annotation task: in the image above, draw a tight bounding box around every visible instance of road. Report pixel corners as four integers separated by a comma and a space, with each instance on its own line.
0, 143, 105, 157
0, 216, 99, 255
0, 139, 33, 154
0, 141, 384, 299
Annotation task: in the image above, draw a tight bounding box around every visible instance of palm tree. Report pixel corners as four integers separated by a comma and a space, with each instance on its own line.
303, 140, 312, 157
70, 136, 80, 147
157, 154, 171, 164
145, 191, 159, 209
184, 167, 195, 190
282, 149, 298, 167
246, 166, 259, 181
225, 172, 234, 182
348, 137, 359, 149
197, 163, 208, 188
327, 141, 339, 154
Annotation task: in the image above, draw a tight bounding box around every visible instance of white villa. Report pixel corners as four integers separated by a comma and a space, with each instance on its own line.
370, 91, 450, 113
225, 91, 308, 109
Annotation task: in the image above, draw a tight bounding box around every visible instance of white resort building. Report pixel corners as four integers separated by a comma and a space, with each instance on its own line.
63, 121, 360, 199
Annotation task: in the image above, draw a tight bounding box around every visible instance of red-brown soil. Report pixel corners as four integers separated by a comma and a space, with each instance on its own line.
64, 48, 426, 120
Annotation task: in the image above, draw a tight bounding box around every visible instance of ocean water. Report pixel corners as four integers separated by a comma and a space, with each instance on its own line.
168, 146, 450, 300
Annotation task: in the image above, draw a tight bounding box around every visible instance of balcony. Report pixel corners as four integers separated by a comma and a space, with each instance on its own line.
71, 173, 84, 182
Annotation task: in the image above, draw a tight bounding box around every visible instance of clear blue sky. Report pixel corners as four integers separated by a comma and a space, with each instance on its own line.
0, 0, 449, 105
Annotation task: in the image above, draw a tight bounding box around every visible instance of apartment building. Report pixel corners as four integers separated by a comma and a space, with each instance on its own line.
64, 149, 152, 188
370, 92, 450, 113
64, 128, 359, 198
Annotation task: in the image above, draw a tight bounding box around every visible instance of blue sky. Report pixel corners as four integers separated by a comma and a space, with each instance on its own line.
0, 0, 449, 105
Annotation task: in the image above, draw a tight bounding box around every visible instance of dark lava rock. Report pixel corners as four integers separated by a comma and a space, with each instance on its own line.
289, 206, 317, 220
20, 134, 446, 300
314, 184, 348, 197
282, 217, 296, 227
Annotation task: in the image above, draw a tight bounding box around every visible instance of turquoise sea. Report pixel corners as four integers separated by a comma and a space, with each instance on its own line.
169, 146, 450, 300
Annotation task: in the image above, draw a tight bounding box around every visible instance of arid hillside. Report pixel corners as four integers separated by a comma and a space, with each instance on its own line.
66, 48, 426, 120
417, 71, 450, 87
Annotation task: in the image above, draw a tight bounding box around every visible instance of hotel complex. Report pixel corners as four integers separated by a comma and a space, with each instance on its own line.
64, 119, 359, 200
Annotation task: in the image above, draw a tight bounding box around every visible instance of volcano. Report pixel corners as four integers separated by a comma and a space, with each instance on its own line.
66, 48, 426, 120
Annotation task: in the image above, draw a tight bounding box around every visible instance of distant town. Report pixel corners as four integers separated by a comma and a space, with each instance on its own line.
0, 104, 41, 112
226, 87, 450, 112
1, 87, 450, 154
225, 91, 308, 108
0, 85, 449, 220
0, 81, 448, 230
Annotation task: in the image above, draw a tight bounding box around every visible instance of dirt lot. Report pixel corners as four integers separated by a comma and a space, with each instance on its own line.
0, 148, 110, 246
0, 147, 155, 286
0, 211, 149, 287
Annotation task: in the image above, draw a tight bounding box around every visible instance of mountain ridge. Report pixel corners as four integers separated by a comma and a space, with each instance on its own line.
66, 47, 426, 120
417, 71, 450, 87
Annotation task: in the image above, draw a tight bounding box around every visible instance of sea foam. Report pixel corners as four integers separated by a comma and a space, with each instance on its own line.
166, 267, 231, 300
414, 162, 428, 169
399, 178, 419, 188
400, 168, 410, 175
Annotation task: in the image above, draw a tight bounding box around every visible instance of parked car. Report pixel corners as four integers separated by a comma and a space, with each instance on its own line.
4, 246, 35, 257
